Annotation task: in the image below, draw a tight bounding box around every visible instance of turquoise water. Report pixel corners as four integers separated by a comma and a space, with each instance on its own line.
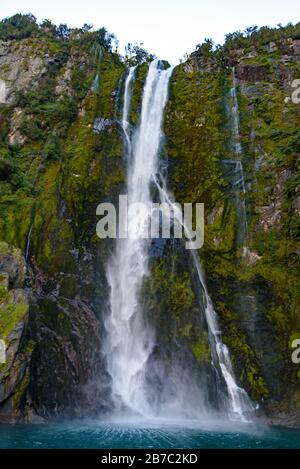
0, 418, 300, 448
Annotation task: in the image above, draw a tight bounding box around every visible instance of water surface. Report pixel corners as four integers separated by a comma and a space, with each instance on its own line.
0, 418, 299, 449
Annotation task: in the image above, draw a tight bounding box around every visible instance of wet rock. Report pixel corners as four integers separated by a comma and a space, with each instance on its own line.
93, 117, 113, 133
25, 292, 106, 419
266, 400, 300, 428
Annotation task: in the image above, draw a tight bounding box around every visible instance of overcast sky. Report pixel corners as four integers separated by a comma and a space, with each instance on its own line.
1, 0, 299, 63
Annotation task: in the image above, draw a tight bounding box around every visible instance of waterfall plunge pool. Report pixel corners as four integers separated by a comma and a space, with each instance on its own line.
1, 418, 300, 449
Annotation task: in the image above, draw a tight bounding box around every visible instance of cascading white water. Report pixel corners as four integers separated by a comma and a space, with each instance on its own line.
154, 181, 253, 421
104, 59, 252, 423
122, 66, 136, 150
104, 61, 173, 416
228, 67, 248, 244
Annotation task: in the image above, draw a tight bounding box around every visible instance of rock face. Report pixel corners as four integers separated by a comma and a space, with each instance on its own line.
8, 108, 25, 145
0, 39, 52, 103
0, 19, 300, 426
0, 240, 107, 422
0, 78, 6, 104
0, 242, 29, 422
236, 64, 271, 82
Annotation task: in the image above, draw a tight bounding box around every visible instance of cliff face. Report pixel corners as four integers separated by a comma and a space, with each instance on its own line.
0, 18, 299, 425
164, 34, 300, 425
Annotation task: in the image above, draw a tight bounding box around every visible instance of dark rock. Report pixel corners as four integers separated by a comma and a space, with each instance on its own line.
236, 64, 271, 82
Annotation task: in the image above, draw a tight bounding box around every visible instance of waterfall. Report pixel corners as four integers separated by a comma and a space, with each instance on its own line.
104, 59, 252, 423
91, 74, 99, 93
104, 61, 173, 416
230, 67, 242, 156
227, 67, 248, 244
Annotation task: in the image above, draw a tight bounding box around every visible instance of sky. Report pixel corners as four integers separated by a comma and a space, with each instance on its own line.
1, 0, 299, 63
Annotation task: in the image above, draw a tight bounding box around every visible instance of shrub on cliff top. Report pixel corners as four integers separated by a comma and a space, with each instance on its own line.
0, 13, 38, 41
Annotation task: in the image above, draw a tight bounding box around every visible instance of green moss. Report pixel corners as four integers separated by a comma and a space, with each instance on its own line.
289, 332, 300, 348
266, 306, 288, 333
178, 323, 193, 337
0, 296, 28, 340
0, 63, 11, 79
130, 62, 149, 124
150, 260, 196, 320
57, 311, 72, 336
216, 301, 238, 321
223, 328, 255, 359
223, 325, 269, 400
23, 339, 36, 354
246, 367, 269, 400
0, 283, 9, 303
165, 64, 225, 210
192, 332, 210, 363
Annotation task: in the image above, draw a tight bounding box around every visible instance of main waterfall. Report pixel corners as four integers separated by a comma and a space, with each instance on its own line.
104, 60, 252, 422
105, 61, 173, 416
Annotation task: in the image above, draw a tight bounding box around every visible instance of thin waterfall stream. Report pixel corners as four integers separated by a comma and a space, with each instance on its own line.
222, 67, 248, 246
231, 66, 242, 156
154, 177, 253, 421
